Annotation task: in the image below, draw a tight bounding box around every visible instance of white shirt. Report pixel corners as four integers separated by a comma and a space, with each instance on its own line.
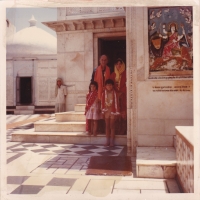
55, 85, 67, 104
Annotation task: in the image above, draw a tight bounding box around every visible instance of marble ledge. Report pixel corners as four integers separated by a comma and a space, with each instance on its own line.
175, 126, 193, 146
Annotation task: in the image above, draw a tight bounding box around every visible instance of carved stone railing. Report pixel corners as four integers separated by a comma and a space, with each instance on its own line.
176, 126, 194, 193
66, 7, 125, 16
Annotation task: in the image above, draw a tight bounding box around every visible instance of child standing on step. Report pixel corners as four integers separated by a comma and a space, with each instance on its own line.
85, 81, 102, 136
101, 79, 120, 147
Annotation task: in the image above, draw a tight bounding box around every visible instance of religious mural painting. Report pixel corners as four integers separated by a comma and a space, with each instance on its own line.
148, 7, 193, 75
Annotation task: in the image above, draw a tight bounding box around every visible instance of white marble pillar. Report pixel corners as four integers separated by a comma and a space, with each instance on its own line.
126, 7, 138, 156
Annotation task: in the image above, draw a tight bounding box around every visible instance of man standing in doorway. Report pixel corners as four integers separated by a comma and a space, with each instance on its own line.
90, 55, 110, 134
91, 55, 110, 100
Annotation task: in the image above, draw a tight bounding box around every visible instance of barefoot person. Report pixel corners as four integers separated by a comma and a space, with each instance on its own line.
101, 79, 120, 147
55, 78, 67, 113
85, 81, 102, 136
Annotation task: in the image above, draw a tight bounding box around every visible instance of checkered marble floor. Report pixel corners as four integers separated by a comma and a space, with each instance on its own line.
6, 115, 181, 197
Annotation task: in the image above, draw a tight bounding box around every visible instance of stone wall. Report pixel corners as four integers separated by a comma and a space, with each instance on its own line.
57, 32, 93, 111
137, 80, 193, 146
176, 126, 194, 193
6, 61, 14, 106
35, 59, 57, 106
6, 59, 57, 107
134, 8, 193, 146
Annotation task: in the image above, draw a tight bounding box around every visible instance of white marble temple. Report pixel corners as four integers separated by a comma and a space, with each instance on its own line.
138, 81, 193, 120
57, 33, 66, 53
57, 53, 66, 81
36, 60, 57, 76
65, 52, 85, 82
6, 76, 14, 105
6, 61, 13, 76
138, 119, 165, 135
65, 33, 84, 52
14, 60, 34, 77
84, 51, 93, 81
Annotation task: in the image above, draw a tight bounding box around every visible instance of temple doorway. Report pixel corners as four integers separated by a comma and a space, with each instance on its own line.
98, 37, 126, 73
98, 37, 127, 135
16, 77, 32, 105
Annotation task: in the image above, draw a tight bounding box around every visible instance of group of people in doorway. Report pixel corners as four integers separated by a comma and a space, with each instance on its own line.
55, 55, 127, 147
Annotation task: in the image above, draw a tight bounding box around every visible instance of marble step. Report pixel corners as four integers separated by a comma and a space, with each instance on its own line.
136, 147, 177, 179
55, 111, 85, 122
34, 121, 86, 132
14, 110, 34, 115
11, 130, 127, 145
16, 106, 35, 110
74, 104, 86, 112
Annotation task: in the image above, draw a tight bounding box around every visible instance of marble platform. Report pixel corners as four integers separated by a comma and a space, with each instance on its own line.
11, 130, 127, 145
55, 111, 85, 122
136, 147, 177, 179
14, 106, 35, 115
34, 121, 86, 132
74, 104, 85, 112
11, 104, 127, 145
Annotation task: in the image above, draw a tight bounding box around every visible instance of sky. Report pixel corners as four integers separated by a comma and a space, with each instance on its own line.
6, 8, 57, 37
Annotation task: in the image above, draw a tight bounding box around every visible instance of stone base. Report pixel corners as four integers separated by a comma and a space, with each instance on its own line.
136, 147, 177, 179
14, 110, 34, 115
55, 111, 85, 122
11, 130, 127, 145
74, 104, 85, 112
34, 121, 86, 132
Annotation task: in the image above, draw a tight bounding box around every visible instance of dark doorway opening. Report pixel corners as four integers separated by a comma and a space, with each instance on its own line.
98, 37, 127, 135
19, 77, 32, 104
98, 37, 126, 73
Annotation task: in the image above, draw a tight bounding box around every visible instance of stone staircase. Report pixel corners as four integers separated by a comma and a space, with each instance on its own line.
12, 104, 127, 145
11, 104, 178, 181
136, 146, 177, 179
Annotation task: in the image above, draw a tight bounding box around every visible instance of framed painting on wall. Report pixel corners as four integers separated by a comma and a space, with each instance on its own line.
148, 7, 193, 78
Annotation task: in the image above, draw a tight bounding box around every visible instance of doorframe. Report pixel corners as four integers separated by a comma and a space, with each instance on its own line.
16, 76, 33, 105
93, 32, 126, 69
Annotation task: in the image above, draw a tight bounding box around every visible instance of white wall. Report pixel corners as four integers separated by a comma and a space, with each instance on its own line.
135, 8, 193, 146
57, 31, 93, 111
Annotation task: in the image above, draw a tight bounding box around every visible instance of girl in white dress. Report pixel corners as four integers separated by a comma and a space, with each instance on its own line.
85, 81, 102, 136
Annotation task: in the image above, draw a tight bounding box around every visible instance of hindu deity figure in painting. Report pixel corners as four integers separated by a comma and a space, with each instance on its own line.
159, 23, 191, 62
148, 7, 193, 72
150, 22, 192, 70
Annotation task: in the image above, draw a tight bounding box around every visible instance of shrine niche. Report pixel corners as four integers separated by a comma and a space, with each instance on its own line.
148, 7, 193, 76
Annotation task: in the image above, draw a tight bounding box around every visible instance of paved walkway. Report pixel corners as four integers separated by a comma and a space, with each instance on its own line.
6, 114, 181, 199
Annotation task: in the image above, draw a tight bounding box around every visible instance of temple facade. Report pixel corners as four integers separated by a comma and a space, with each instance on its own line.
42, 7, 193, 154
6, 16, 57, 114
6, 7, 196, 192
